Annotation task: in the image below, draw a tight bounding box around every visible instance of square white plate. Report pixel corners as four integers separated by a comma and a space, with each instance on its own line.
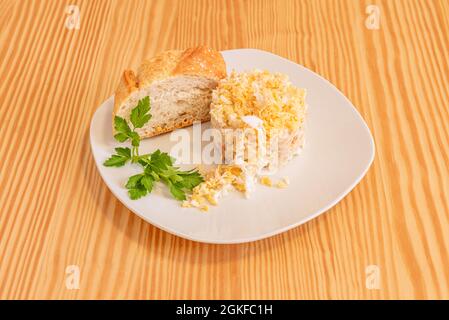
90, 49, 374, 244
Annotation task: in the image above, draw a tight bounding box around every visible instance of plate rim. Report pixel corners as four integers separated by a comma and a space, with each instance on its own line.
90, 48, 375, 244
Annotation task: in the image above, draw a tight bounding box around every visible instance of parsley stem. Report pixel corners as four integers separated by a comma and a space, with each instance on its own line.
131, 152, 152, 163
131, 146, 138, 162
137, 152, 152, 158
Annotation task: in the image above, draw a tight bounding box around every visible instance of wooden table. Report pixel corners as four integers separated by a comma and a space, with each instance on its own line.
1, 0, 448, 300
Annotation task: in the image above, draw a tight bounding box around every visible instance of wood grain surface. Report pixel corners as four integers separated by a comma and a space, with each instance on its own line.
1, 0, 449, 300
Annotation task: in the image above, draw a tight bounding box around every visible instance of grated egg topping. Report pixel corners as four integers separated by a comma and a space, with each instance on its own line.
260, 176, 290, 188
275, 177, 290, 189
260, 176, 273, 187
183, 166, 292, 210
183, 70, 303, 211
182, 165, 249, 210
210, 69, 306, 136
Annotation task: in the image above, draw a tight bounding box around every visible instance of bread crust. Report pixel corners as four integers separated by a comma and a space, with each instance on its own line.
113, 46, 226, 121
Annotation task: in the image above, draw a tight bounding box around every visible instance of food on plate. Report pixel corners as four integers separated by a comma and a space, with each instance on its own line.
104, 96, 204, 201
106, 49, 307, 209
259, 176, 273, 187
184, 70, 307, 210
182, 165, 247, 211
275, 177, 290, 189
210, 69, 307, 171
113, 46, 226, 138
260, 176, 290, 188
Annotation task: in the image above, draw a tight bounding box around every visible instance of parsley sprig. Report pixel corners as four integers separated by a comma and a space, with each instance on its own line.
109, 96, 150, 160
103, 97, 203, 200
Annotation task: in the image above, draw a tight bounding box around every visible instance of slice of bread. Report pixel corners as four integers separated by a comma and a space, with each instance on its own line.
113, 46, 227, 138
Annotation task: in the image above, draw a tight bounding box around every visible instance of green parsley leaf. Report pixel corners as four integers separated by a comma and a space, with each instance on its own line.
126, 174, 150, 200
140, 175, 154, 192
125, 172, 154, 200
143, 168, 160, 182
125, 173, 144, 189
113, 96, 151, 146
103, 147, 131, 167
169, 183, 187, 201
103, 155, 127, 167
106, 113, 205, 202
115, 147, 131, 158
114, 116, 131, 137
129, 131, 140, 147
168, 173, 184, 184
177, 170, 204, 190
149, 150, 173, 171
128, 185, 148, 200
113, 132, 129, 142
139, 150, 204, 201
130, 96, 151, 129
105, 97, 205, 201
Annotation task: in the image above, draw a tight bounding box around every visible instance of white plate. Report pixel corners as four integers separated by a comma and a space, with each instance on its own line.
90, 49, 375, 244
